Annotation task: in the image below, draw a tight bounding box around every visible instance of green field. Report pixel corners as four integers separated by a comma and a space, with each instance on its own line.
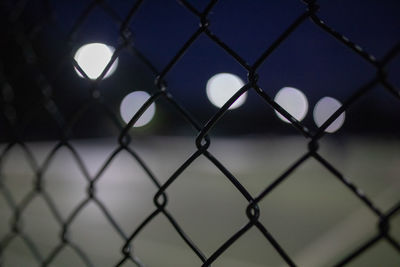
1, 136, 399, 266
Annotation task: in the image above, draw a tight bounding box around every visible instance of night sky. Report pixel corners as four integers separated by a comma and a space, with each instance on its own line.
0, 0, 399, 140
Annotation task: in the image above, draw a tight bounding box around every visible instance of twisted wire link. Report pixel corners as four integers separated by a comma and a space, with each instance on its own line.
0, 0, 399, 266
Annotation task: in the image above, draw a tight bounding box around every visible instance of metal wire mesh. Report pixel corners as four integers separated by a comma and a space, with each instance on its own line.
0, 0, 399, 266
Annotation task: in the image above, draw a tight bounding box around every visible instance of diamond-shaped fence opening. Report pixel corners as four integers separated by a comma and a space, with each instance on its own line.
1, 0, 399, 266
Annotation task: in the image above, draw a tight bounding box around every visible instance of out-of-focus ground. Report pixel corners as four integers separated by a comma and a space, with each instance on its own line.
0, 136, 399, 267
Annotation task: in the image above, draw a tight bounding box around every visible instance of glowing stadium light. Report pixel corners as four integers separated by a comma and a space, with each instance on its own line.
274, 87, 308, 123
206, 73, 247, 110
74, 43, 118, 79
120, 91, 156, 127
313, 96, 345, 133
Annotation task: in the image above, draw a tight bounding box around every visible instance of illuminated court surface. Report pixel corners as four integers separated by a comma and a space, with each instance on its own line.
1, 137, 399, 267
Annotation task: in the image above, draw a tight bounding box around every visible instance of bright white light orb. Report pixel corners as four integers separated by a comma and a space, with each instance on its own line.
274, 87, 308, 123
313, 96, 345, 133
206, 73, 247, 110
120, 91, 156, 127
74, 43, 118, 79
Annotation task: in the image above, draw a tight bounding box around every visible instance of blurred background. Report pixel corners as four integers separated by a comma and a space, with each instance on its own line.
0, 0, 399, 266
0, 0, 399, 139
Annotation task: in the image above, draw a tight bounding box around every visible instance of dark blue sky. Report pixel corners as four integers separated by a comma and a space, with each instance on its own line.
1, 0, 399, 138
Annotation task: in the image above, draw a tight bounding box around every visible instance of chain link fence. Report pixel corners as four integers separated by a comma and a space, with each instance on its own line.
0, 0, 399, 266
